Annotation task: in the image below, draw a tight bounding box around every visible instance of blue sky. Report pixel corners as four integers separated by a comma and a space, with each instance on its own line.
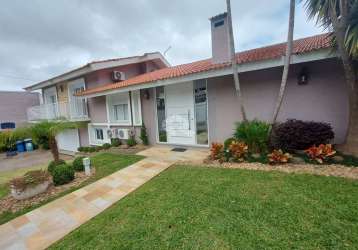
0, 0, 324, 91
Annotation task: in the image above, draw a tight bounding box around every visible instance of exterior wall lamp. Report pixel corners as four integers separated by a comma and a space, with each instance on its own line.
143, 89, 150, 100
298, 67, 309, 85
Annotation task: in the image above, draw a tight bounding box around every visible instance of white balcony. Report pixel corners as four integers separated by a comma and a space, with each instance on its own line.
27, 100, 89, 122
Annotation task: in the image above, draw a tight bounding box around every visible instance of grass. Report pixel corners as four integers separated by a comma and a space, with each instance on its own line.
0, 164, 47, 185
0, 153, 144, 225
50, 165, 358, 250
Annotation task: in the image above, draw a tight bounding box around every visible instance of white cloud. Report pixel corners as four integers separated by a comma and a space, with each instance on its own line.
0, 0, 324, 91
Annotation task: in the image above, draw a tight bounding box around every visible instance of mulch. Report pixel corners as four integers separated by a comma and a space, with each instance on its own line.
179, 159, 358, 180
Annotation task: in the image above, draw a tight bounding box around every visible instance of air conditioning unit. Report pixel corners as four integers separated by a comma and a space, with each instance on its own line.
117, 128, 129, 140
112, 71, 126, 82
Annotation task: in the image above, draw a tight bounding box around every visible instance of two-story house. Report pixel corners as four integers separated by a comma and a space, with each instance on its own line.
25, 13, 350, 153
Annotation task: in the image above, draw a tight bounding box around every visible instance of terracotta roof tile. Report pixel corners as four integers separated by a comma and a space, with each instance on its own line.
78, 33, 331, 96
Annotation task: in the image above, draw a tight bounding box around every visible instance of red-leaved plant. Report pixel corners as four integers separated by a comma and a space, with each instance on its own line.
268, 149, 291, 164
228, 141, 248, 162
210, 142, 225, 162
305, 144, 336, 164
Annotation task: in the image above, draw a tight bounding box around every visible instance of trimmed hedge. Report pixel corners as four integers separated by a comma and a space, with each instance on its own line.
48, 160, 66, 175
52, 164, 75, 186
73, 156, 85, 172
271, 119, 334, 152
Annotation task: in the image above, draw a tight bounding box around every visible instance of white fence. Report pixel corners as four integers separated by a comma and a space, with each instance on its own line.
27, 101, 88, 121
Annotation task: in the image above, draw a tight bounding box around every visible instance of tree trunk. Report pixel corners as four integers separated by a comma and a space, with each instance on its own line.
272, 0, 295, 124
226, 0, 247, 121
330, 3, 358, 154
49, 136, 60, 162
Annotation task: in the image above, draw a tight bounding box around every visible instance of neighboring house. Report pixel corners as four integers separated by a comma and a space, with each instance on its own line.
25, 12, 348, 152
0, 91, 40, 129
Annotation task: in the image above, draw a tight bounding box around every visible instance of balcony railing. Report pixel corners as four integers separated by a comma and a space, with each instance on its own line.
27, 100, 89, 122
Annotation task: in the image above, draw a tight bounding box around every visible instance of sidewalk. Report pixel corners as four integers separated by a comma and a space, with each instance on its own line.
0, 146, 208, 250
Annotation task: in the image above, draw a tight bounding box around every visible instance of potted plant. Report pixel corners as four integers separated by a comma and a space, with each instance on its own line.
10, 170, 51, 200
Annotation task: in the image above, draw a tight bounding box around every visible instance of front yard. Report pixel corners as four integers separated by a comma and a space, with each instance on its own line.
0, 153, 144, 225
51, 165, 358, 249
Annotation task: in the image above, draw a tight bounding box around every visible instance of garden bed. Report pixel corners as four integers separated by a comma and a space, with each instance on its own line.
0, 170, 93, 214
193, 160, 358, 180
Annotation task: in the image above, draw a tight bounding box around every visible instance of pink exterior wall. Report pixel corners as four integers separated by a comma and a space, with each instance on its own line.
78, 62, 161, 146
207, 59, 349, 144
141, 88, 157, 144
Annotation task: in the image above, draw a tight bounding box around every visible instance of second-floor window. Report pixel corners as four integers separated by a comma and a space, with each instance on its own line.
113, 103, 129, 121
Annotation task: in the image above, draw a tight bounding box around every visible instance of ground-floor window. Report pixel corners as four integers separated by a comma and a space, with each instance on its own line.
194, 79, 208, 145
88, 124, 110, 145
95, 128, 104, 141
156, 86, 167, 142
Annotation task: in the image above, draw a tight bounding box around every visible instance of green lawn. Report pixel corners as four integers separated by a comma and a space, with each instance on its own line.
51, 165, 358, 250
0, 153, 144, 225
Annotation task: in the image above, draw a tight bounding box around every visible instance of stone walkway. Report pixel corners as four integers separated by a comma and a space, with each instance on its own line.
0, 146, 208, 250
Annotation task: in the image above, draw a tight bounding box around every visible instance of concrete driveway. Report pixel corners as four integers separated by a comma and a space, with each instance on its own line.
0, 150, 73, 172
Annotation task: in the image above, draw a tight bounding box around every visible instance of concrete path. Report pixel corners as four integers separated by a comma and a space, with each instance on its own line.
0, 150, 73, 172
0, 146, 208, 250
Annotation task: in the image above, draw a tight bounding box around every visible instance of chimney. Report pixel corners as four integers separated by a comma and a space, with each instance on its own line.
210, 12, 231, 64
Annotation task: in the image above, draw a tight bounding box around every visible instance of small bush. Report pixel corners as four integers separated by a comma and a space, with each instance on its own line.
111, 138, 121, 147
268, 149, 291, 165
48, 159, 66, 175
305, 144, 336, 164
77, 146, 85, 152
73, 156, 85, 171
10, 170, 50, 192
52, 164, 75, 186
102, 143, 111, 150
234, 120, 270, 154
88, 147, 96, 153
224, 137, 236, 150
271, 119, 334, 152
228, 141, 248, 162
210, 142, 225, 162
127, 136, 137, 147
94, 146, 102, 152
140, 124, 149, 145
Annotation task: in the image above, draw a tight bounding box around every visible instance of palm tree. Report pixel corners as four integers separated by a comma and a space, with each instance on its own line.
303, 0, 358, 152
31, 120, 80, 162
272, 0, 296, 124
226, 0, 248, 121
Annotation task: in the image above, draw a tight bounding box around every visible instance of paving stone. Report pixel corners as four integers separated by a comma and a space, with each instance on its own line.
0, 146, 209, 250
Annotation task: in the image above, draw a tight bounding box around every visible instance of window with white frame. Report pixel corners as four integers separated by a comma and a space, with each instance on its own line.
107, 92, 131, 125
106, 91, 142, 126
88, 124, 110, 145
95, 128, 104, 140
131, 90, 142, 126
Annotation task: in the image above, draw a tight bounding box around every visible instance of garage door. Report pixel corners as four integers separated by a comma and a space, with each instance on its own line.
56, 129, 80, 152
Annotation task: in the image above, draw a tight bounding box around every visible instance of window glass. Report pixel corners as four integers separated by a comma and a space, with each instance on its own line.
194, 80, 208, 145
95, 128, 104, 140
132, 90, 142, 125
113, 104, 128, 121
156, 87, 167, 142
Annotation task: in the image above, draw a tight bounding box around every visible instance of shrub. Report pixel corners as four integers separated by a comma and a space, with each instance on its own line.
0, 131, 16, 152
52, 164, 75, 186
10, 170, 50, 192
48, 159, 66, 175
73, 156, 85, 171
102, 143, 111, 150
111, 138, 121, 147
140, 124, 149, 145
234, 120, 270, 153
305, 144, 336, 164
127, 136, 137, 147
224, 137, 236, 150
268, 149, 291, 164
228, 141, 248, 162
210, 142, 225, 161
271, 119, 334, 152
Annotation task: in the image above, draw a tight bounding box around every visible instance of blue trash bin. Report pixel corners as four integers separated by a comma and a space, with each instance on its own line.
16, 140, 25, 152
24, 138, 33, 152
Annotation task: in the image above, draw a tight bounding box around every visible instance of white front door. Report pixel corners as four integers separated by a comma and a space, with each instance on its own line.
165, 82, 196, 145
56, 129, 80, 152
